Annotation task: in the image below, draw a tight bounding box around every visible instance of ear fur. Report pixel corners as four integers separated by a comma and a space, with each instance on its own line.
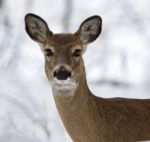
25, 13, 52, 43
76, 15, 102, 44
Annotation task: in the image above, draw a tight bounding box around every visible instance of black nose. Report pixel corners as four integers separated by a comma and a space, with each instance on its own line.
54, 67, 71, 80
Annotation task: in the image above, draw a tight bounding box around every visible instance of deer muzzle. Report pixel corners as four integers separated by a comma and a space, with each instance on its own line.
54, 67, 71, 80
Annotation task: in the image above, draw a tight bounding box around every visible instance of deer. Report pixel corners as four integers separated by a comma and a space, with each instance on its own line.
24, 13, 150, 142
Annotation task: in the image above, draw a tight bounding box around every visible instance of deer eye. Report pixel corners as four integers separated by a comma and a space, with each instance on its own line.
72, 49, 81, 57
44, 49, 53, 57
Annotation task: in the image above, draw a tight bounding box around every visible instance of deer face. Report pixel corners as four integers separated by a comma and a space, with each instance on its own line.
25, 14, 102, 93
42, 34, 85, 92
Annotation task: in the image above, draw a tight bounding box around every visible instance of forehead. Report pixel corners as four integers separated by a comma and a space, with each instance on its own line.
47, 34, 82, 49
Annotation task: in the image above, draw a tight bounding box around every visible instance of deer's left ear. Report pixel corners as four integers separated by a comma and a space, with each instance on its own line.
76, 16, 102, 44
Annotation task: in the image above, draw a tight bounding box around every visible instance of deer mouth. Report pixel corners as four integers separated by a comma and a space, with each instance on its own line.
54, 78, 71, 85
51, 78, 77, 92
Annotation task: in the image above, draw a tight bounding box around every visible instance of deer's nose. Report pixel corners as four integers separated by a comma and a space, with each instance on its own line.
54, 67, 71, 80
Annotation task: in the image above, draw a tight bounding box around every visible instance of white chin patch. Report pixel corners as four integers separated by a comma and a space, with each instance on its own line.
51, 78, 77, 94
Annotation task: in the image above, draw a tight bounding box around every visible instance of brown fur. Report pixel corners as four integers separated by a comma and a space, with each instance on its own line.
53, 70, 150, 142
25, 13, 150, 142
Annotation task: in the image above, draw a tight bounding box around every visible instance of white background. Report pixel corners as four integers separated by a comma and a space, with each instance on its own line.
0, 0, 150, 141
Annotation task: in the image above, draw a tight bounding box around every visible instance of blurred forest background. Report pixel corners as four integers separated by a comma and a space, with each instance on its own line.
0, 0, 150, 142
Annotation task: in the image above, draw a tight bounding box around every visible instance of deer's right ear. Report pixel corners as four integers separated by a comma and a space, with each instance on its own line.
25, 13, 52, 44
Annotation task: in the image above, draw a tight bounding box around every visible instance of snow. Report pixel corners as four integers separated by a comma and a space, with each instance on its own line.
0, 0, 150, 141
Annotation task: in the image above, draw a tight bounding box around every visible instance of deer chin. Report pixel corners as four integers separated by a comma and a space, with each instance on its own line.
51, 78, 77, 94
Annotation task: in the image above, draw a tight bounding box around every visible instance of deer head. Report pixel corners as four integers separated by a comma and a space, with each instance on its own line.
24, 13, 150, 142
25, 13, 102, 94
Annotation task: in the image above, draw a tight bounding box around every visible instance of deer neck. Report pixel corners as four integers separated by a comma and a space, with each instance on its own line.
52, 70, 92, 112
51, 69, 103, 141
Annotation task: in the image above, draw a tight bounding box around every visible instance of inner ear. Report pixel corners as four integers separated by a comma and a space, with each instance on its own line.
76, 15, 102, 44
25, 13, 53, 43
